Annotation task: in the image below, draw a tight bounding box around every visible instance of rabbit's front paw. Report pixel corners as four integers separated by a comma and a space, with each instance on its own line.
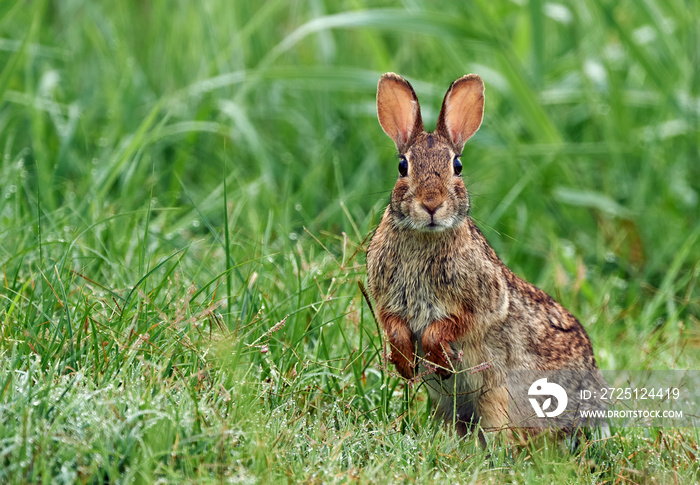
422, 320, 459, 379
379, 311, 416, 379
388, 326, 416, 379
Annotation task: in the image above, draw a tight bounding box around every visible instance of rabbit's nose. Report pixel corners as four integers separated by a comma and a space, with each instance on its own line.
422, 200, 443, 215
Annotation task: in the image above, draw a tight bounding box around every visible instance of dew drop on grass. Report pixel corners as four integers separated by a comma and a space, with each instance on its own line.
633, 25, 656, 45
544, 3, 572, 23
561, 241, 575, 259
583, 60, 607, 88
603, 43, 624, 63
612, 277, 627, 289
289, 232, 297, 241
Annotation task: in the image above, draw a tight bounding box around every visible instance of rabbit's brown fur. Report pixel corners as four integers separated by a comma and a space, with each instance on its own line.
367, 73, 605, 439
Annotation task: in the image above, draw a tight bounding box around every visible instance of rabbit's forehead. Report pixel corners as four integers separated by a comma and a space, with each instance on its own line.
406, 134, 455, 169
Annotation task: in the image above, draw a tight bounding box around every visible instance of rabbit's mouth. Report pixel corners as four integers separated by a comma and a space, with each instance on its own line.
416, 217, 453, 233
407, 201, 452, 232
393, 203, 463, 232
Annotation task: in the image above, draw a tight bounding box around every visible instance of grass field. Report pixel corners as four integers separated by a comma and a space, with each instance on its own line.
1, 0, 699, 482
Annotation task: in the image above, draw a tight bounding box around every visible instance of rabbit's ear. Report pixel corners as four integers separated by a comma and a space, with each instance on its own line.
436, 74, 484, 151
377, 73, 424, 153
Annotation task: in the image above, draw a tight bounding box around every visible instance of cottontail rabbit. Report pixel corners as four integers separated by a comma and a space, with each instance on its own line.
366, 73, 607, 440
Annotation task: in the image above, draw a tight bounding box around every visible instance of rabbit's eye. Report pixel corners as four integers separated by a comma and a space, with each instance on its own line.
453, 156, 462, 176
398, 156, 408, 177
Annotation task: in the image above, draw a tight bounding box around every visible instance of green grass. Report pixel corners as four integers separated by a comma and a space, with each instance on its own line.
1, 0, 698, 482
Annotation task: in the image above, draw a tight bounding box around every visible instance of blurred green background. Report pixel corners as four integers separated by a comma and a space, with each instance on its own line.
1, 0, 698, 482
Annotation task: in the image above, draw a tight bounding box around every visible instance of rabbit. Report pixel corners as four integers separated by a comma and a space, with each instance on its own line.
366, 73, 608, 442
